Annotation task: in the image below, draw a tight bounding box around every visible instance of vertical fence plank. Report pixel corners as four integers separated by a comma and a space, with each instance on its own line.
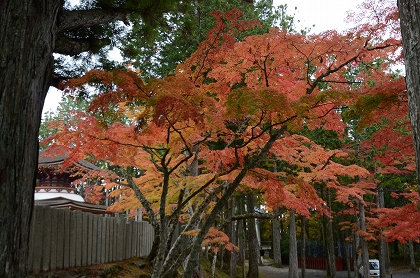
49, 208, 58, 270
107, 217, 113, 263
75, 210, 83, 267
55, 209, 65, 270
125, 220, 132, 259
101, 217, 107, 263
91, 213, 98, 265
108, 217, 113, 263
96, 215, 103, 264
118, 217, 124, 261
132, 221, 138, 257
62, 209, 71, 268
113, 217, 118, 262
81, 212, 88, 267
87, 213, 93, 266
63, 208, 71, 269
41, 206, 52, 272
69, 210, 77, 268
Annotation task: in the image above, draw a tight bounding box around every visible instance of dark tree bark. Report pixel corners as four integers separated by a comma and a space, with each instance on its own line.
398, 0, 420, 201
246, 192, 259, 278
325, 188, 336, 278
409, 240, 417, 271
0, 1, 61, 276
228, 197, 237, 278
272, 206, 283, 268
360, 202, 370, 278
377, 185, 387, 278
288, 210, 298, 278
301, 215, 307, 278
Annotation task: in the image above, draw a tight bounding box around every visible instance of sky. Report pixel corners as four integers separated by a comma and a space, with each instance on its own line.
42, 0, 366, 115
278, 0, 365, 34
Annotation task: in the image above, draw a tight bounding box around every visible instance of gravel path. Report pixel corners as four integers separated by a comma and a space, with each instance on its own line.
258, 264, 350, 278
258, 263, 420, 278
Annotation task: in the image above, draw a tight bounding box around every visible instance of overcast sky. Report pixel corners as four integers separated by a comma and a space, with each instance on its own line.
276, 0, 366, 33
42, 0, 366, 114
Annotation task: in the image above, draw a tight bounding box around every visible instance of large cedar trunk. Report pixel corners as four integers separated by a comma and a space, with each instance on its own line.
398, 0, 420, 201
0, 1, 60, 276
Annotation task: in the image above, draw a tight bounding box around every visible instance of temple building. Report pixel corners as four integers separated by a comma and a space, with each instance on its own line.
35, 150, 109, 214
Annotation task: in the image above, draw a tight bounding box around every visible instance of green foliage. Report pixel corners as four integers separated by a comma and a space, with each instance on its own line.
342, 93, 399, 127
39, 96, 89, 145
122, 0, 298, 79
298, 126, 343, 150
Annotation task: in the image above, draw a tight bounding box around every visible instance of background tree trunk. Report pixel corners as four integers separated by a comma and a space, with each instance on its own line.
301, 215, 307, 278
398, 0, 420, 199
0, 1, 60, 276
272, 206, 283, 268
325, 188, 336, 278
288, 210, 298, 278
246, 192, 259, 278
228, 197, 237, 278
409, 240, 417, 271
377, 185, 387, 278
360, 202, 370, 278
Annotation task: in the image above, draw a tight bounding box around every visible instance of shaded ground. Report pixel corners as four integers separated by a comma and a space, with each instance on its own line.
28, 257, 151, 278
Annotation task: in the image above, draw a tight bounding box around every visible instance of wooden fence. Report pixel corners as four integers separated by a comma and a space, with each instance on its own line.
28, 205, 154, 273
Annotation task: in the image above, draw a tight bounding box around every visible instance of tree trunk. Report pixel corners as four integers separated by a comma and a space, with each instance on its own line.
301, 215, 306, 278
377, 185, 387, 278
246, 192, 259, 278
360, 202, 369, 278
325, 189, 336, 278
353, 231, 360, 278
229, 197, 237, 278
0, 1, 60, 276
288, 210, 298, 278
398, 0, 420, 202
272, 206, 283, 268
409, 240, 417, 271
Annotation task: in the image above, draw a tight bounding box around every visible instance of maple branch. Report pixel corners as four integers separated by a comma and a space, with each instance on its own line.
168, 166, 240, 223
235, 112, 295, 150
320, 153, 336, 171
310, 102, 340, 119
190, 25, 224, 85
161, 186, 223, 276
322, 80, 363, 84
306, 54, 360, 95
117, 171, 158, 228
217, 211, 282, 231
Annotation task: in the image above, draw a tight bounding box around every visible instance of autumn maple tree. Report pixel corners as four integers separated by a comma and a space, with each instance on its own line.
42, 5, 406, 277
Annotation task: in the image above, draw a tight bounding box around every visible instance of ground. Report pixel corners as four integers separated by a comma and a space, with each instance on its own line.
28, 257, 420, 278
